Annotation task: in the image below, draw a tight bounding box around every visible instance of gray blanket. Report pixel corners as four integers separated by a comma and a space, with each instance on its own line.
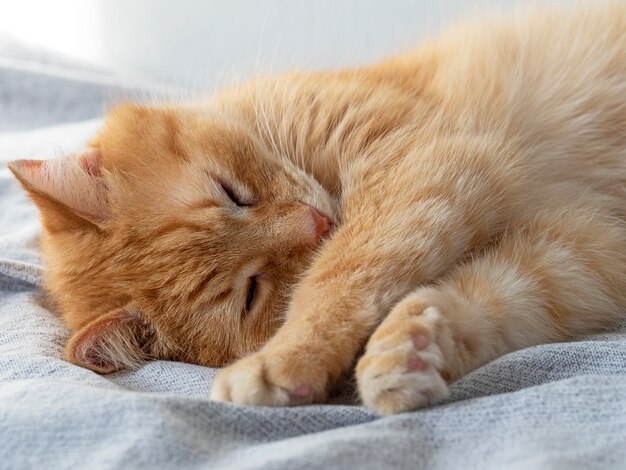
1, 39, 625, 470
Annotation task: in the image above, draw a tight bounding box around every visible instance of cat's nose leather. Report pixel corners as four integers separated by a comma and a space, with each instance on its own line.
309, 207, 332, 242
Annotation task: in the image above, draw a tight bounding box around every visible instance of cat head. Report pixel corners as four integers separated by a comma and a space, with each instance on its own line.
9, 103, 335, 373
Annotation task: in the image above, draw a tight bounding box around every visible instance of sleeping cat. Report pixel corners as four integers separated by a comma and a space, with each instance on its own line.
9, 2, 626, 415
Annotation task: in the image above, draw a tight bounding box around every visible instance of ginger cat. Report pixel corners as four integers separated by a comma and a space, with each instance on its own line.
9, 2, 626, 415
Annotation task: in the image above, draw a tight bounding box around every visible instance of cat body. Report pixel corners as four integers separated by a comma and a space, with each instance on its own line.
9, 2, 626, 414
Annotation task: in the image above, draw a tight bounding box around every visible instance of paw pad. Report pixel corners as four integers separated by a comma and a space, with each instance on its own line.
290, 384, 313, 398
356, 307, 450, 415
407, 355, 426, 371
411, 334, 430, 350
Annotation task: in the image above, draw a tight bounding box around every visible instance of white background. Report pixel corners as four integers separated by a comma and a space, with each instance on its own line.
0, 1, 553, 87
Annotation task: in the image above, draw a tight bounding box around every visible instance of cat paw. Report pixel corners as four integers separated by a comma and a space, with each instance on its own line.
209, 351, 327, 406
356, 306, 450, 415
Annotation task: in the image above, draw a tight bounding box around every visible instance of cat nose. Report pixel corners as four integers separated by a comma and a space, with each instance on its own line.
308, 206, 332, 242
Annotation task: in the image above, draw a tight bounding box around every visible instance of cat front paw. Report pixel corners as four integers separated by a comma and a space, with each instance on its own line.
209, 350, 328, 406
356, 305, 450, 415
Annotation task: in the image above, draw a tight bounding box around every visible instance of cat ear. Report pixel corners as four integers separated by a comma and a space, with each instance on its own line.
65, 304, 154, 374
8, 149, 110, 229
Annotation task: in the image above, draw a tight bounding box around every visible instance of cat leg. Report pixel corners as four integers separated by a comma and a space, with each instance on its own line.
356, 210, 626, 415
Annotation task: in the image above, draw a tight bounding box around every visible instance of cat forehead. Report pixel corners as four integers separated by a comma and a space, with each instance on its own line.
98, 104, 257, 158
95, 117, 272, 196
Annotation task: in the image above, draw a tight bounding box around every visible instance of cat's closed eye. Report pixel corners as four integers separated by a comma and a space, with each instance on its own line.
219, 179, 250, 207
245, 274, 260, 315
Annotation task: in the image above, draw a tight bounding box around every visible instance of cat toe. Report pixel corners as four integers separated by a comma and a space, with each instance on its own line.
357, 339, 449, 415
356, 308, 450, 415
209, 353, 319, 407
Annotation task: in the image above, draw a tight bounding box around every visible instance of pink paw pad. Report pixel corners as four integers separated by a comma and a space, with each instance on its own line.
408, 355, 426, 371
411, 334, 430, 350
289, 384, 313, 399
